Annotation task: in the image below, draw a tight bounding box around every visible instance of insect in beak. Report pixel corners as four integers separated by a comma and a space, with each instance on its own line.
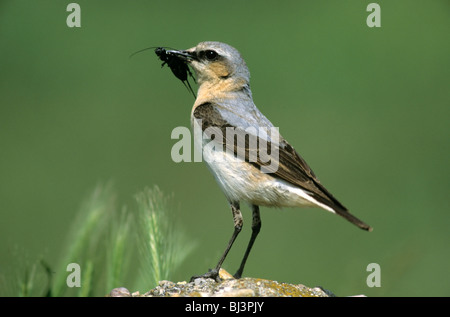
130, 46, 197, 97
154, 47, 197, 97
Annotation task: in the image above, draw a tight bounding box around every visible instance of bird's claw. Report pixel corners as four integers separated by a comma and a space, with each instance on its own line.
190, 268, 222, 283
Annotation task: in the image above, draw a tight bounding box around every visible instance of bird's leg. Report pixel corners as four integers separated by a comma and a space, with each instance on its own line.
234, 205, 261, 279
190, 202, 242, 282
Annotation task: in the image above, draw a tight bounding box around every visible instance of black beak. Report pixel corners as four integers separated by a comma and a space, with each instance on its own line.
165, 50, 197, 62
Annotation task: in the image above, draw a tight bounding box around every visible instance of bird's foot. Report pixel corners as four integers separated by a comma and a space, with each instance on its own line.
233, 266, 244, 279
190, 268, 222, 283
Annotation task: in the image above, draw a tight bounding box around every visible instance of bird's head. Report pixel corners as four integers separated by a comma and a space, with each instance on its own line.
170, 41, 250, 88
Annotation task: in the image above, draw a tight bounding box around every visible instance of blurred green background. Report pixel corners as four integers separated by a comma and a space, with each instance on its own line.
0, 0, 449, 296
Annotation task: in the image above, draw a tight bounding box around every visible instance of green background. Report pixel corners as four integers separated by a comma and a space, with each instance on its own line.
0, 0, 449, 296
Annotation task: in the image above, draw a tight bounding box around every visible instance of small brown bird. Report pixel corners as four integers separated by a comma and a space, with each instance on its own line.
156, 41, 372, 282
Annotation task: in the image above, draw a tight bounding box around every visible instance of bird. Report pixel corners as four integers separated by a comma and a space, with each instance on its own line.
155, 41, 372, 282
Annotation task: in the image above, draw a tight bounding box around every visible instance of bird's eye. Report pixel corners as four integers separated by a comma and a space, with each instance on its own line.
204, 50, 218, 61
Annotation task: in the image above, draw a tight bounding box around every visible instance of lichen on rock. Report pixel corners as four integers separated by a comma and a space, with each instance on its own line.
109, 269, 335, 297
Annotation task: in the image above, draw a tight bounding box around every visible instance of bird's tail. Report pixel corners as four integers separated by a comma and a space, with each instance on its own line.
334, 208, 372, 231
310, 180, 372, 231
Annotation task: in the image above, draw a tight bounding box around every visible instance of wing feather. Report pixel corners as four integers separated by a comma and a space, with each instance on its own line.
193, 102, 372, 231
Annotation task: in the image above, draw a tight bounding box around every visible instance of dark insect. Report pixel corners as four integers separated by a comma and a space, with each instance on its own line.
154, 47, 196, 97
129, 46, 196, 97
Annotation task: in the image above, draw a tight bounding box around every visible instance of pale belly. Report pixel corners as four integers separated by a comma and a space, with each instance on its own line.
201, 144, 334, 213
